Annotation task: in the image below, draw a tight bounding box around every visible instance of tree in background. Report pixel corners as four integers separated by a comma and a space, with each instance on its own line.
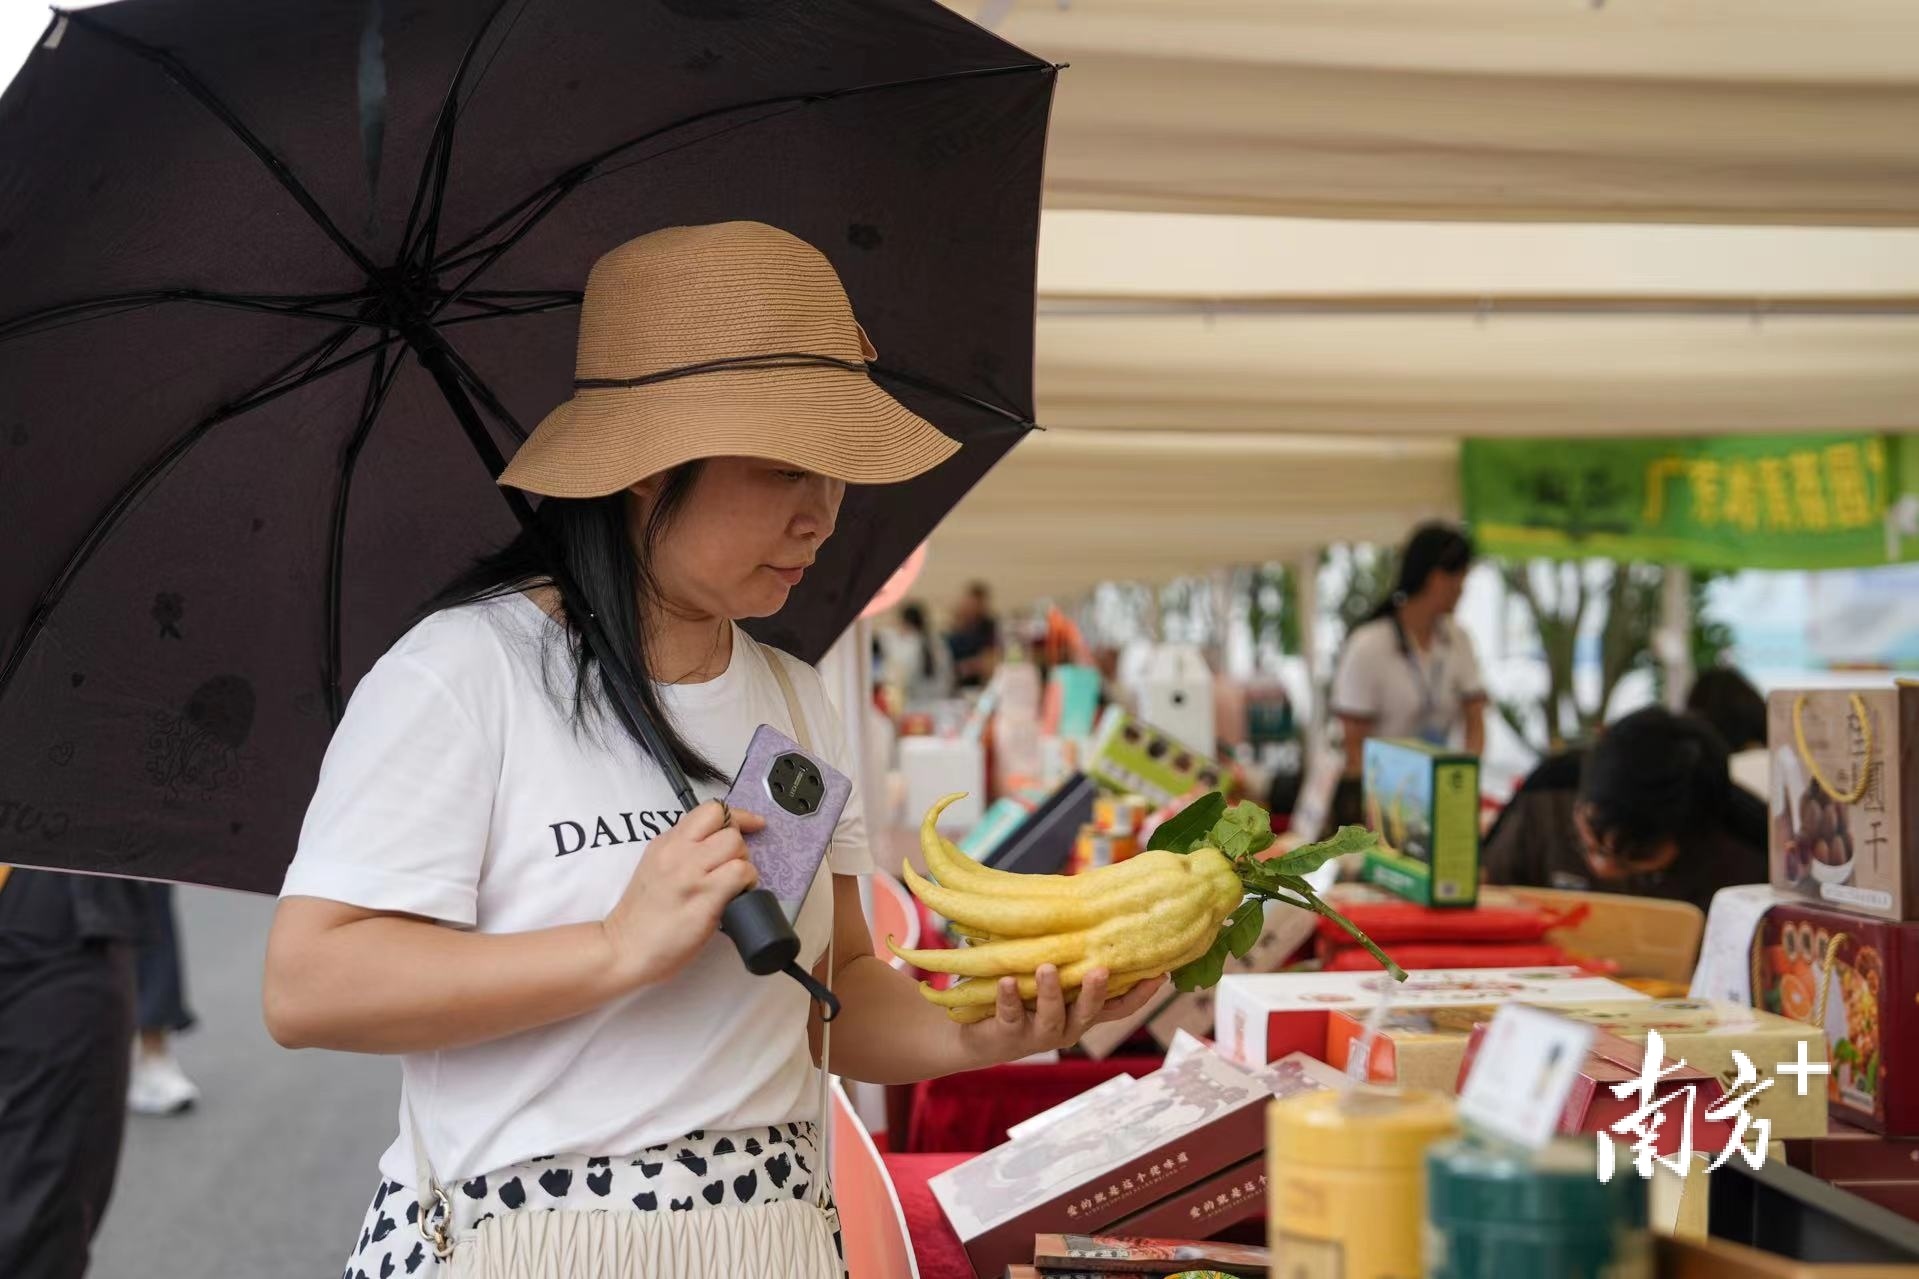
1494, 560, 1733, 755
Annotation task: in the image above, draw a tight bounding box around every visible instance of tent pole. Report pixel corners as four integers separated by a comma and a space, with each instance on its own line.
1294, 551, 1322, 744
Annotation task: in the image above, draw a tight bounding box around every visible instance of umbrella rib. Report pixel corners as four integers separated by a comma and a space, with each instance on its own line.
429, 59, 1055, 277
434, 335, 532, 443
62, 9, 377, 276
401, 0, 530, 273
0, 289, 382, 344
0, 327, 399, 707
323, 335, 410, 723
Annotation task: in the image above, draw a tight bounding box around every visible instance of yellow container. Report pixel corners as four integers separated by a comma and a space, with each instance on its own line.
1269, 1088, 1457, 1279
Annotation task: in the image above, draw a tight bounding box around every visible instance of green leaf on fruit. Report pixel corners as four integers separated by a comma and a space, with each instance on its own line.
1223, 898, 1265, 960
1270, 825, 1378, 877
1149, 792, 1228, 854
1171, 934, 1232, 992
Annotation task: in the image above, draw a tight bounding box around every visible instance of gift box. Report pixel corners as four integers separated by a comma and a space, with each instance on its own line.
1361, 737, 1480, 907
1457, 1025, 1736, 1156
1105, 1157, 1266, 1241
1783, 1121, 1919, 1182
1085, 707, 1226, 808
1031, 1233, 1268, 1276
928, 1050, 1340, 1278
1767, 684, 1919, 923
1520, 998, 1832, 1141
1214, 967, 1644, 1068
1753, 902, 1919, 1135
1326, 1005, 1495, 1093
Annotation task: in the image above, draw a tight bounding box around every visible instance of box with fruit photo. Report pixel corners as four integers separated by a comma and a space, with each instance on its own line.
1360, 737, 1480, 908
1753, 902, 1919, 1136
1767, 685, 1919, 923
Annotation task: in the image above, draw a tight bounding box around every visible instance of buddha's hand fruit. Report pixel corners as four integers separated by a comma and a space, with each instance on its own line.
889, 794, 1244, 1021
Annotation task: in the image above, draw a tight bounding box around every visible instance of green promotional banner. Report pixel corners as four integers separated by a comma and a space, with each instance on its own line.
1462, 433, 1915, 569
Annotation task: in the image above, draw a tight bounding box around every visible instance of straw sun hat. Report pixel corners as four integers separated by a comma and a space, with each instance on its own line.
498, 221, 960, 498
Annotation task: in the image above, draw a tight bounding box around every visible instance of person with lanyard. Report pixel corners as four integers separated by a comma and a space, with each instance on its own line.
1329, 523, 1487, 826
263, 224, 1160, 1279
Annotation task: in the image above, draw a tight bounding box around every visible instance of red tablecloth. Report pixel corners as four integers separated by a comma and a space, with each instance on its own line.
883, 1152, 974, 1279
901, 1056, 1160, 1153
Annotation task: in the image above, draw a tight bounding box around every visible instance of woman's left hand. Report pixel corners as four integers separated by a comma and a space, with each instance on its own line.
958, 965, 1166, 1066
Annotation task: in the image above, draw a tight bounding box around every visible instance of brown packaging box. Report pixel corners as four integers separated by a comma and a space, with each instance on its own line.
1767, 685, 1919, 923
1106, 1155, 1266, 1240
929, 1050, 1338, 1278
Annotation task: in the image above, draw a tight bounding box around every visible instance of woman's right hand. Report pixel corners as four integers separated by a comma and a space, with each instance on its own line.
600, 801, 765, 991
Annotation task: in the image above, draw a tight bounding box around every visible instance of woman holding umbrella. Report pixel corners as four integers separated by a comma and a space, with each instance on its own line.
263, 223, 1159, 1277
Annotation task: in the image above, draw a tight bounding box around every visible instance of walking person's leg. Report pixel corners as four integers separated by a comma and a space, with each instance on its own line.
0, 944, 137, 1279
129, 882, 199, 1114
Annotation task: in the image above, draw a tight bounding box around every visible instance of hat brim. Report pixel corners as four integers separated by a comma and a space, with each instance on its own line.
498, 365, 961, 499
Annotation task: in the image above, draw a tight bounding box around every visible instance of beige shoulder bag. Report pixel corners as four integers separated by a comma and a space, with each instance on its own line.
406, 651, 842, 1278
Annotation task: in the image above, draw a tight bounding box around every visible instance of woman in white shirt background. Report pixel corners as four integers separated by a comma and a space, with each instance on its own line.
1329, 523, 1488, 823
261, 223, 1158, 1278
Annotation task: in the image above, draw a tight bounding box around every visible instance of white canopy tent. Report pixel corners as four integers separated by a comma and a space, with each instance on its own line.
907, 3, 1919, 610
952, 0, 1919, 225
918, 213, 1919, 607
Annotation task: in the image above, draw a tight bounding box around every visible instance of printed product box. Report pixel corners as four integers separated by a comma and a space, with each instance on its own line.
1361, 737, 1480, 907
1767, 684, 1919, 922
1754, 903, 1919, 1135
1031, 1233, 1268, 1276
1085, 707, 1226, 808
1214, 967, 1644, 1068
1458, 1025, 1737, 1156
1105, 1156, 1267, 1241
1783, 1122, 1919, 1183
928, 1050, 1340, 1278
1326, 1005, 1492, 1093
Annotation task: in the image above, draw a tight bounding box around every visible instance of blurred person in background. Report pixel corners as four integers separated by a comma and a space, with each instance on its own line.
878, 600, 954, 709
945, 579, 1000, 690
0, 867, 153, 1279
127, 881, 200, 1115
1484, 663, 1769, 886
1329, 523, 1486, 826
1686, 664, 1770, 799
1490, 706, 1764, 911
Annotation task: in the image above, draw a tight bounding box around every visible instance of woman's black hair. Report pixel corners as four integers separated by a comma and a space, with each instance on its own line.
1362, 522, 1475, 624
1685, 666, 1767, 753
1579, 706, 1733, 857
412, 462, 725, 785
899, 601, 936, 679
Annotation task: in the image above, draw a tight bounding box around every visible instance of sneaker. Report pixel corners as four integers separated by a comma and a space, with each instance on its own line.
128, 1048, 200, 1115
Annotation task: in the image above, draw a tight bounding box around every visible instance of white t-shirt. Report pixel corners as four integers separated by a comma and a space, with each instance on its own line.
279, 591, 872, 1184
1331, 614, 1485, 747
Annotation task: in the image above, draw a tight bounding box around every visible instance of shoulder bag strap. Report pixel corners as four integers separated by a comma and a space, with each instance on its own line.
761, 649, 838, 1215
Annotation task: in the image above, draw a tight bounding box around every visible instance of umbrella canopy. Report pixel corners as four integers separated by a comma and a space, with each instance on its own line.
0, 0, 1052, 890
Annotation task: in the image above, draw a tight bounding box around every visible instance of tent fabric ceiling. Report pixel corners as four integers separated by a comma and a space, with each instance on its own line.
954, 0, 1919, 225
916, 429, 1458, 607
916, 3, 1919, 604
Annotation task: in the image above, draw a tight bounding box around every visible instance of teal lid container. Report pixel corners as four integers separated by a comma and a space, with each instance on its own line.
1425, 1137, 1651, 1279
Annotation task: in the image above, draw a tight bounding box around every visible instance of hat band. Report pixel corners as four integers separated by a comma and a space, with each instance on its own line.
574, 351, 867, 392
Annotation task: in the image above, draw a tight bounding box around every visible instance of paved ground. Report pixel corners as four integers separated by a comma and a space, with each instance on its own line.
92, 886, 400, 1278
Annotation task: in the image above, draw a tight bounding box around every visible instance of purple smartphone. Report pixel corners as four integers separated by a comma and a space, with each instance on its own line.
722, 724, 852, 921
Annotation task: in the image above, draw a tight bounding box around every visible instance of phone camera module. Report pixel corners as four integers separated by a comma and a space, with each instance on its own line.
768, 753, 824, 817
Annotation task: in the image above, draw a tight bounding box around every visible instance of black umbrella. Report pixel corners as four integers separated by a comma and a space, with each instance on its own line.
0, 0, 1050, 893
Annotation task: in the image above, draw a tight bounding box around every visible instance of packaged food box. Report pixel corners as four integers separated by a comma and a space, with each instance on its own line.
1086, 707, 1226, 808
1457, 1025, 1737, 1156
1767, 684, 1919, 922
1214, 967, 1644, 1068
1361, 737, 1480, 907
1031, 1233, 1268, 1276
1105, 1157, 1267, 1241
1754, 903, 1919, 1135
1326, 1005, 1494, 1093
928, 1050, 1342, 1278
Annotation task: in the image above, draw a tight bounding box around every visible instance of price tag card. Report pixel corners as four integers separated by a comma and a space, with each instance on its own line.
1456, 1004, 1595, 1150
